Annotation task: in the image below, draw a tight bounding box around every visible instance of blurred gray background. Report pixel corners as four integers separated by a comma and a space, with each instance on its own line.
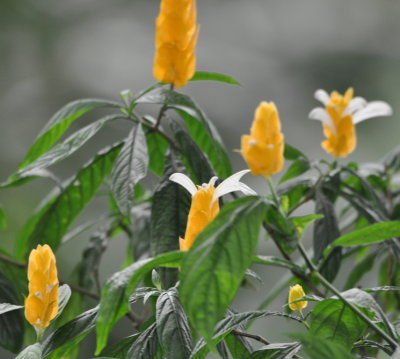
1, 0, 399, 357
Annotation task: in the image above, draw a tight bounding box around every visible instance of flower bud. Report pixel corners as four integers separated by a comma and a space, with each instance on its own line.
288, 284, 307, 311
25, 244, 59, 329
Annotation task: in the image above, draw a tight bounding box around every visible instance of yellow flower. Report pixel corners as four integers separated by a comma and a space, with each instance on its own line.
170, 171, 256, 251
241, 102, 285, 177
153, 0, 199, 88
288, 284, 307, 311
309, 88, 393, 158
25, 244, 59, 329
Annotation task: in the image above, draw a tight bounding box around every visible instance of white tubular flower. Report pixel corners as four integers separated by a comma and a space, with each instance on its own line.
309, 88, 393, 157
169, 170, 256, 250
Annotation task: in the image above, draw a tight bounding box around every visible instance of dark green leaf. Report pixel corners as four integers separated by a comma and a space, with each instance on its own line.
253, 256, 305, 275
169, 119, 216, 184
291, 333, 355, 359
111, 125, 148, 216
7, 115, 119, 186
283, 144, 307, 161
95, 251, 184, 354
313, 189, 340, 261
265, 205, 298, 254
42, 306, 98, 357
250, 342, 302, 359
353, 340, 393, 356
146, 131, 169, 177
0, 303, 23, 315
332, 221, 400, 248
0, 205, 7, 229
150, 152, 190, 287
100, 334, 139, 359
156, 288, 193, 359
0, 268, 24, 352
180, 196, 267, 342
16, 343, 43, 359
134, 87, 231, 177
19, 98, 120, 169
225, 333, 252, 359
17, 143, 122, 259
343, 252, 376, 290
190, 71, 241, 85
131, 203, 152, 261
309, 299, 370, 349
127, 322, 163, 359
279, 159, 310, 184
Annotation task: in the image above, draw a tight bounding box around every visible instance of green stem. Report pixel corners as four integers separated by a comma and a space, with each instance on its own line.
265, 175, 280, 207
297, 242, 398, 349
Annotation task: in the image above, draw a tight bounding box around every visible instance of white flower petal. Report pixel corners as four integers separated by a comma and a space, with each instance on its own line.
208, 176, 218, 187
169, 173, 197, 196
343, 97, 367, 116
353, 101, 393, 124
314, 89, 330, 105
309, 107, 335, 133
214, 169, 257, 198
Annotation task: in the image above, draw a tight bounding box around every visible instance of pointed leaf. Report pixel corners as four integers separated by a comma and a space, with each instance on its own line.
127, 322, 163, 359
146, 131, 169, 177
190, 71, 240, 85
180, 196, 267, 342
111, 125, 148, 216
19, 99, 120, 169
279, 159, 310, 184
16, 343, 43, 359
0, 303, 23, 315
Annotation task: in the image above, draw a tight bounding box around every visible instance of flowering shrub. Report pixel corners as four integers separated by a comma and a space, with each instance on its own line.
0, 0, 399, 358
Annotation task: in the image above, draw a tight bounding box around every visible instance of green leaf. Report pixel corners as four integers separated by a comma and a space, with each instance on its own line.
279, 159, 310, 184
150, 152, 190, 287
283, 144, 307, 161
0, 268, 24, 352
250, 342, 302, 359
0, 205, 7, 229
253, 256, 305, 275
6, 115, 119, 186
55, 284, 71, 320
169, 119, 216, 184
265, 205, 298, 254
18, 98, 120, 169
156, 288, 193, 359
313, 189, 340, 260
225, 333, 252, 359
42, 306, 98, 357
134, 87, 231, 177
127, 322, 163, 359
146, 131, 169, 177
95, 251, 184, 354
190, 71, 241, 85
180, 196, 267, 342
16, 343, 43, 359
111, 124, 148, 216
291, 214, 323, 238
131, 203, 152, 261
309, 298, 371, 349
0, 303, 23, 315
291, 333, 355, 359
332, 221, 400, 248
343, 252, 376, 290
100, 334, 139, 359
16, 143, 122, 259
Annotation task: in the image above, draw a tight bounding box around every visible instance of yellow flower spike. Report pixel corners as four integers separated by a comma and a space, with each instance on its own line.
241, 102, 285, 177
288, 284, 307, 312
153, 0, 199, 88
25, 244, 59, 330
170, 171, 256, 251
309, 88, 393, 158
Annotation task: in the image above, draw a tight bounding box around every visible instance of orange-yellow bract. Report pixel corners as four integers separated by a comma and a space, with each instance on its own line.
241, 102, 285, 177
180, 183, 219, 251
153, 0, 198, 88
309, 88, 393, 158
170, 171, 256, 251
25, 244, 59, 329
288, 284, 307, 312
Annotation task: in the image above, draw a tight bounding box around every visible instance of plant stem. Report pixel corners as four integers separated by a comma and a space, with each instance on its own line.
265, 175, 280, 207
232, 329, 270, 345
297, 242, 399, 349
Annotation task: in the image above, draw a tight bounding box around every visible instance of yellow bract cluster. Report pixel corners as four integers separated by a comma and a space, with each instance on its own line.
25, 244, 59, 329
288, 284, 307, 311
241, 102, 285, 177
153, 0, 198, 88
180, 185, 219, 251
322, 88, 356, 158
